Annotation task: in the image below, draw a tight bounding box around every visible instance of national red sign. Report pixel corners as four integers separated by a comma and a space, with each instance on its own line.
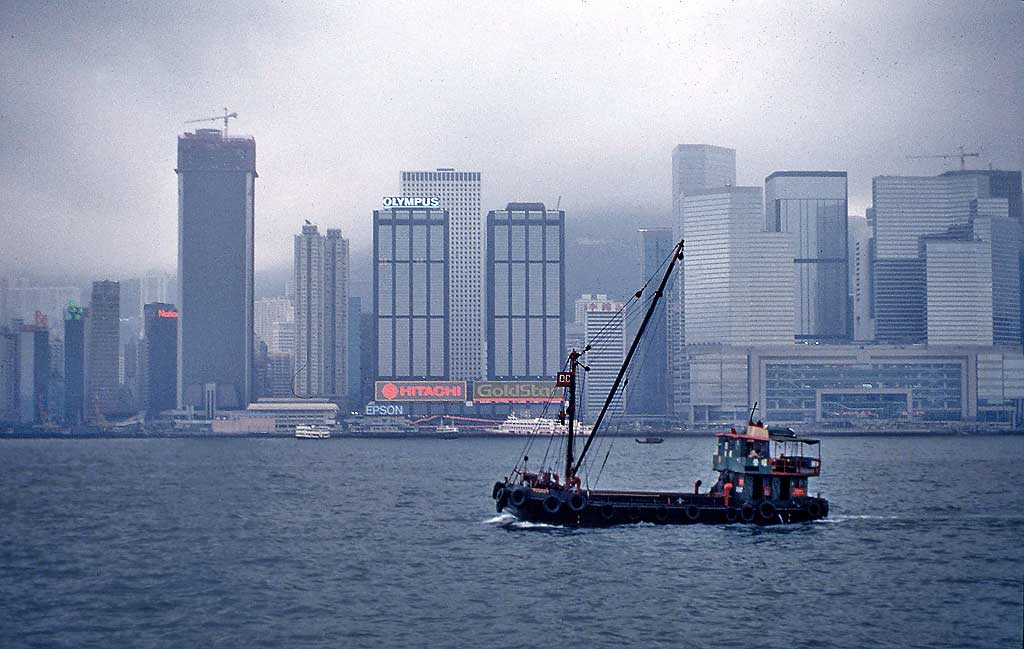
157, 309, 179, 319
374, 380, 466, 402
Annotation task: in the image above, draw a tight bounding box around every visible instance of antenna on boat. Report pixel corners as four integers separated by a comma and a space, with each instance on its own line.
749, 401, 759, 425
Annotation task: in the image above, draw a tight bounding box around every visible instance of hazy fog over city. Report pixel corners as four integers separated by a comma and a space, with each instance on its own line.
2, 1, 1021, 291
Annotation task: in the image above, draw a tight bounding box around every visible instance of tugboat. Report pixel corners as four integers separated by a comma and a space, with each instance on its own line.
490, 239, 829, 526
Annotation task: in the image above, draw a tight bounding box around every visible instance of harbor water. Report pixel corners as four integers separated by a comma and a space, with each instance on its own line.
1, 435, 1022, 648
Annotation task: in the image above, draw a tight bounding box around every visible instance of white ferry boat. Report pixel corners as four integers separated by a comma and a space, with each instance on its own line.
492, 412, 592, 437
295, 424, 332, 439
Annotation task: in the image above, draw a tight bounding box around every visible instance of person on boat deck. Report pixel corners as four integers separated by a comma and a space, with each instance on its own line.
748, 447, 759, 458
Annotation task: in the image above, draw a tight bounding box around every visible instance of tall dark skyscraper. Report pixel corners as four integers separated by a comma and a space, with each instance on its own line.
373, 204, 449, 380
17, 324, 49, 424
143, 303, 178, 417
86, 280, 119, 419
63, 304, 86, 424
485, 203, 565, 380
176, 128, 257, 411
628, 228, 674, 415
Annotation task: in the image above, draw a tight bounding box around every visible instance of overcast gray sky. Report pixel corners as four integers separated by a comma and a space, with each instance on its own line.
1, 1, 1021, 280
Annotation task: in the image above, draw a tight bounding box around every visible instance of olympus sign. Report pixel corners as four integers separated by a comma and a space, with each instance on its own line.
382, 196, 441, 209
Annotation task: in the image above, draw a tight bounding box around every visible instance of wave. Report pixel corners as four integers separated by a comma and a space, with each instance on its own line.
481, 513, 561, 530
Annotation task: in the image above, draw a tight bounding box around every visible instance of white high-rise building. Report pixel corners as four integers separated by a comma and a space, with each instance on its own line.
324, 229, 350, 399
293, 223, 350, 400
401, 169, 482, 380
670, 144, 738, 421
254, 297, 294, 348
925, 239, 993, 346
583, 302, 625, 421
682, 186, 795, 347
294, 224, 325, 396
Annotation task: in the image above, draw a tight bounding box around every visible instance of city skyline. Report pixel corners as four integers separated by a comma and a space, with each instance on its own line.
1, 3, 1021, 280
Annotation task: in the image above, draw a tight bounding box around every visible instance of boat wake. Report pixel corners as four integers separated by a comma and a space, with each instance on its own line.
482, 513, 562, 530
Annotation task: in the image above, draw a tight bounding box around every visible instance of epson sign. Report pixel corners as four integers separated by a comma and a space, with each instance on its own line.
382, 196, 440, 209
365, 403, 405, 416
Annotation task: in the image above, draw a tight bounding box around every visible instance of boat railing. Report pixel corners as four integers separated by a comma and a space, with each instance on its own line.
770, 455, 821, 476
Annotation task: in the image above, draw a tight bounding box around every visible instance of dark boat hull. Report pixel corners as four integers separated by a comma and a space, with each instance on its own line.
493, 482, 829, 527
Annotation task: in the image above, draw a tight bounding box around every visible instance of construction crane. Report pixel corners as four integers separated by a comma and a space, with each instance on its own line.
185, 108, 238, 135
906, 145, 980, 171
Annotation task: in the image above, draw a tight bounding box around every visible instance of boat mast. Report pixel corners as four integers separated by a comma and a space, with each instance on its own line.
571, 239, 684, 478
564, 349, 582, 485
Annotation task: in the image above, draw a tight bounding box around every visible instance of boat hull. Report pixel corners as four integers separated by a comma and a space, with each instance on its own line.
492, 482, 828, 527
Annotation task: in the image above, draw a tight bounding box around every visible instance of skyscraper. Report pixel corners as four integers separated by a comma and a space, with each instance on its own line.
670, 144, 738, 421
142, 303, 178, 417
871, 171, 1020, 344
628, 228, 674, 415
583, 302, 625, 421
848, 215, 874, 341
485, 203, 564, 380
324, 228, 350, 401
292, 223, 350, 401
294, 223, 326, 396
63, 304, 86, 424
86, 280, 119, 419
374, 203, 449, 379
0, 327, 18, 423
254, 297, 294, 349
176, 128, 256, 411
17, 324, 49, 424
682, 187, 795, 347
765, 171, 849, 341
401, 169, 481, 380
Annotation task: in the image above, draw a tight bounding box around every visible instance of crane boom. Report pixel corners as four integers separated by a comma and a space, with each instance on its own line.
184, 108, 238, 135
906, 145, 980, 170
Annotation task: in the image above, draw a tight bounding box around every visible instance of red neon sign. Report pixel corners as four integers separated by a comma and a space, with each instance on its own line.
157, 309, 179, 319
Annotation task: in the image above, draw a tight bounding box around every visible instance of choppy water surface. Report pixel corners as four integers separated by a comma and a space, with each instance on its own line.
1, 435, 1022, 648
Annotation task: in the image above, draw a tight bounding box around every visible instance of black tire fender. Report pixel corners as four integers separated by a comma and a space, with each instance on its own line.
491, 482, 504, 500
568, 492, 587, 512
510, 487, 529, 507
725, 507, 739, 523
655, 505, 670, 522
758, 501, 776, 521
741, 503, 756, 522
543, 494, 562, 514
685, 504, 700, 521
807, 501, 822, 519
600, 504, 616, 521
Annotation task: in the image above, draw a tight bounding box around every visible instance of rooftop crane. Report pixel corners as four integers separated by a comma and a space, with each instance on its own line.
906, 145, 980, 171
184, 107, 238, 136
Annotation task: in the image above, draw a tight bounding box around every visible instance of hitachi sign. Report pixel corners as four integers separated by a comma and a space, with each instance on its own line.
375, 380, 466, 402
382, 196, 441, 209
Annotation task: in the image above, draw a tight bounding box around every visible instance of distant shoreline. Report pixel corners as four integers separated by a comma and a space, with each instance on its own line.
0, 429, 1021, 440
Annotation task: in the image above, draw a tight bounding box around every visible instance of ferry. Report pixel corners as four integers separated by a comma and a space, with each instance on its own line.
436, 417, 460, 439
493, 412, 592, 437
490, 238, 829, 526
295, 424, 332, 439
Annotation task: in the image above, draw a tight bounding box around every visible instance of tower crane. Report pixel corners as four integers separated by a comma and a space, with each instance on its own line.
906, 145, 980, 171
184, 108, 238, 135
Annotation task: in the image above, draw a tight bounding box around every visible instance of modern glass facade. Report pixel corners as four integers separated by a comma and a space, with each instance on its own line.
485, 203, 564, 380
176, 129, 256, 409
763, 361, 965, 422
143, 302, 178, 417
374, 208, 449, 379
765, 172, 849, 341
628, 228, 674, 415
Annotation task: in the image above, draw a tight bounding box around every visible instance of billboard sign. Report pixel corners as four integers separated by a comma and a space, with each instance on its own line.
382, 196, 441, 210
365, 402, 405, 416
375, 380, 466, 402
473, 381, 563, 404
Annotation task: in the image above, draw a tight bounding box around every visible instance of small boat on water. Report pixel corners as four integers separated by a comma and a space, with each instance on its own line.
295, 424, 331, 439
635, 436, 664, 444
436, 418, 460, 439
490, 239, 829, 526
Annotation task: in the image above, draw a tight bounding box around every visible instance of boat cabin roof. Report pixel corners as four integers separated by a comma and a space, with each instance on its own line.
715, 431, 819, 445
